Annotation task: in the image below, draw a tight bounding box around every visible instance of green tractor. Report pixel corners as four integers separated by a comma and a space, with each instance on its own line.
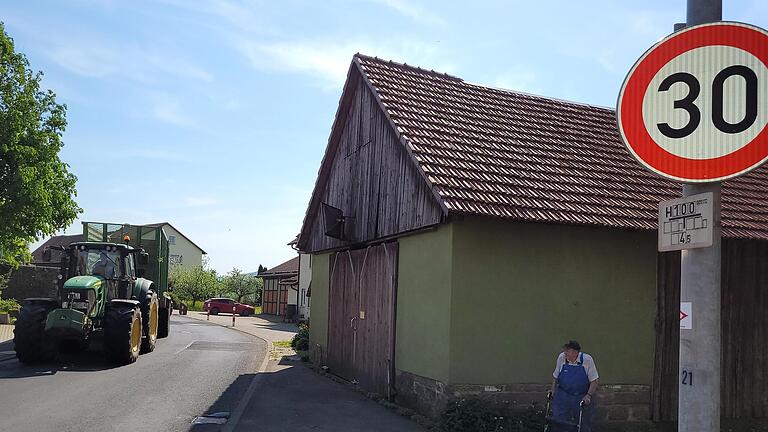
14, 222, 172, 365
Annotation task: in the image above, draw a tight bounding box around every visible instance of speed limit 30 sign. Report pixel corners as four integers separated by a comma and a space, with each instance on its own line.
618, 22, 768, 182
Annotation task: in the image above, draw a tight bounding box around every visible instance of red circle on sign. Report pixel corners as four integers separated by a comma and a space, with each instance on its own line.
618, 22, 768, 182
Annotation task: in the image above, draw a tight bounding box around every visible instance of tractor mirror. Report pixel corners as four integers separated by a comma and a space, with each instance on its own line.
42, 248, 52, 262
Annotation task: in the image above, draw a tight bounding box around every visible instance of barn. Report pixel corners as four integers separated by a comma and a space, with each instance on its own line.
297, 54, 768, 422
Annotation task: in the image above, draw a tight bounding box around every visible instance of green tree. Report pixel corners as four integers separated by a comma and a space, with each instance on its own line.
0, 23, 80, 266
0, 268, 9, 296
222, 268, 262, 304
170, 261, 220, 307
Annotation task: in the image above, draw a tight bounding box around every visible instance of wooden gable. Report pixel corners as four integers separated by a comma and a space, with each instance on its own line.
298, 64, 445, 253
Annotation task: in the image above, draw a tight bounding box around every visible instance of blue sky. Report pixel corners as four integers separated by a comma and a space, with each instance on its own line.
4, 0, 767, 273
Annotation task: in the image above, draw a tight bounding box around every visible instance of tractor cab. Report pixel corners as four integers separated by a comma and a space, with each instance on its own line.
61, 243, 134, 313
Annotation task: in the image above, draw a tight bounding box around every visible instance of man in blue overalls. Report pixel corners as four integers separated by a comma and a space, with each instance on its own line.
548, 340, 599, 431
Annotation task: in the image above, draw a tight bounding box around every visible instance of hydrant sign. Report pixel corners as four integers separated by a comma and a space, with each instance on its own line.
617, 22, 768, 182
658, 192, 713, 251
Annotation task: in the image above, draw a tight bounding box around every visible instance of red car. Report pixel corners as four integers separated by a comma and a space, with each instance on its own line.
203, 298, 255, 316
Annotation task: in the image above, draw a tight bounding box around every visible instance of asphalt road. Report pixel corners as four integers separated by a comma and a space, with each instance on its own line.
0, 315, 266, 432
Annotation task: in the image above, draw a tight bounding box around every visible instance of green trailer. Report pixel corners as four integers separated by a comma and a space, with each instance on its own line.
13, 222, 172, 365
82, 222, 171, 312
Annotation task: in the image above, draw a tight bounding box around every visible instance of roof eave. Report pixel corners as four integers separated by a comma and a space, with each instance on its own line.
296, 55, 450, 252
353, 56, 450, 218
297, 60, 364, 252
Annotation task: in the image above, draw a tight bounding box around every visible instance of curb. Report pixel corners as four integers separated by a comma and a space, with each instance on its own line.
182, 314, 273, 432
221, 338, 272, 432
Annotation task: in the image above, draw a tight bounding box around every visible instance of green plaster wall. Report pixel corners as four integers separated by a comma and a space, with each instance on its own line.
396, 225, 453, 383
309, 253, 330, 352
449, 217, 657, 386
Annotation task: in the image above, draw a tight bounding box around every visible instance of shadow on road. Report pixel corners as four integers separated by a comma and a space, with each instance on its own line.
188, 357, 426, 432
0, 337, 121, 378
188, 373, 257, 432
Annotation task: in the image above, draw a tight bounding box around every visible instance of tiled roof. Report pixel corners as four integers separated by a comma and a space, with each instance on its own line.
258, 256, 299, 278
354, 54, 768, 240
31, 234, 82, 263
144, 222, 207, 254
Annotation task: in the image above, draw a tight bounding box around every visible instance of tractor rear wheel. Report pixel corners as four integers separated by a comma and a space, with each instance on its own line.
140, 292, 159, 353
158, 306, 170, 338
104, 305, 142, 364
14, 300, 57, 364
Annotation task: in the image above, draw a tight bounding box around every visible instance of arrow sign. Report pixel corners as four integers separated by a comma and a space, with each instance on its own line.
680, 302, 693, 329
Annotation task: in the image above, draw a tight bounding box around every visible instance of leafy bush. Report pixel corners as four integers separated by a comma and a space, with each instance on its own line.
185, 302, 204, 312
291, 322, 310, 350
439, 399, 545, 432
440, 399, 506, 432
0, 298, 20, 313
294, 337, 309, 351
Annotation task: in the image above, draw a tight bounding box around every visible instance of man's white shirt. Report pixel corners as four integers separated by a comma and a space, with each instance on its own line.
553, 352, 599, 382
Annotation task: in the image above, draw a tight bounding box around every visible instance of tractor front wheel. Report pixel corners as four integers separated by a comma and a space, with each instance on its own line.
14, 300, 57, 364
140, 292, 159, 353
104, 305, 142, 365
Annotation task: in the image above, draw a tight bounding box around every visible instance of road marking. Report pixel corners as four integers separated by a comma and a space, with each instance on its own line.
174, 341, 196, 355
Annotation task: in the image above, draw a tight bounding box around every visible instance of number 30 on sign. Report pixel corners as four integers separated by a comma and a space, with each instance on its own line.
617, 22, 768, 183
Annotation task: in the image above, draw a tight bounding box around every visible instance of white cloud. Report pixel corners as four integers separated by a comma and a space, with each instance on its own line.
154, 0, 270, 33
47, 39, 214, 84
627, 11, 675, 40
146, 53, 215, 82
239, 38, 450, 90
367, 0, 446, 26
49, 43, 118, 78
493, 70, 541, 94
150, 93, 196, 127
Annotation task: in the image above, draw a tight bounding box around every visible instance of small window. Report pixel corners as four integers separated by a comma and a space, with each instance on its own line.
125, 254, 135, 278
168, 235, 176, 245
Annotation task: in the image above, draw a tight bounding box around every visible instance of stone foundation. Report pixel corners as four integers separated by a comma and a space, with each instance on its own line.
395, 369, 651, 423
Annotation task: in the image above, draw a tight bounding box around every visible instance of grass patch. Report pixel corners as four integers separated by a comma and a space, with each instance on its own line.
273, 340, 293, 348
270, 340, 297, 361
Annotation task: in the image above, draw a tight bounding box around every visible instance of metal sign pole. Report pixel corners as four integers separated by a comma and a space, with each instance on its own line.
679, 184, 721, 432
680, 4, 721, 432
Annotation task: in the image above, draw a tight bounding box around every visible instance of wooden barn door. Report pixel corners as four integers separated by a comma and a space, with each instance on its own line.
263, 279, 279, 315
279, 285, 288, 316
327, 242, 398, 396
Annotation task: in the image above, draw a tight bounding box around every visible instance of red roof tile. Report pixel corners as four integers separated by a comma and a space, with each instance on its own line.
258, 256, 299, 277
354, 54, 768, 240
